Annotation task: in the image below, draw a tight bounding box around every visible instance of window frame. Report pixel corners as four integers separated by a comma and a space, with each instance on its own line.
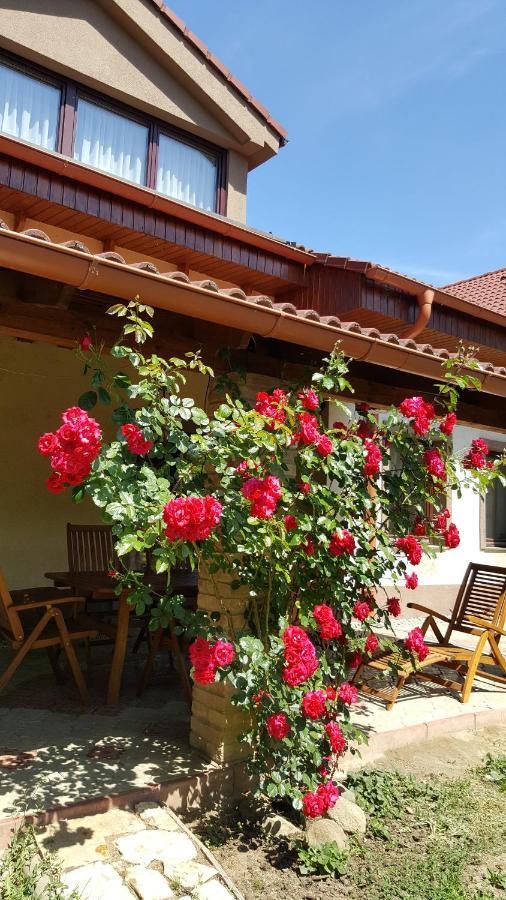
480, 439, 506, 552
0, 52, 64, 152
0, 49, 228, 214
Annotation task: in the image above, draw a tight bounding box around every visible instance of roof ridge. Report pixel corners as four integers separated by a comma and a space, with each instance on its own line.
148, 0, 287, 141
444, 266, 506, 289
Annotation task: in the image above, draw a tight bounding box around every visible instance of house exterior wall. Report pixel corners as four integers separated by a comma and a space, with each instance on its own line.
0, 334, 207, 589
0, 0, 278, 222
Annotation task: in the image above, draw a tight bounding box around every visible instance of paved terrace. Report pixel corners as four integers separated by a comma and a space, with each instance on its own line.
0, 619, 505, 842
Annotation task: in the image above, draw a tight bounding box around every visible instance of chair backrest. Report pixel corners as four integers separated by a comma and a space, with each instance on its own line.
0, 568, 24, 643
451, 563, 506, 635
67, 523, 117, 574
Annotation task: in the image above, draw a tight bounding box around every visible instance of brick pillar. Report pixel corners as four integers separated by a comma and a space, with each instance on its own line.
190, 373, 277, 764
189, 565, 251, 763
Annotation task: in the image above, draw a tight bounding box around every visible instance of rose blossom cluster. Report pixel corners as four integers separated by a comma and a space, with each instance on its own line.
325, 720, 347, 754
189, 636, 235, 685
404, 627, 429, 662
266, 712, 291, 740
387, 597, 402, 617
405, 571, 419, 589
313, 604, 342, 640
463, 438, 489, 470
303, 780, 340, 818
293, 412, 333, 457
241, 475, 282, 519
364, 439, 383, 476
301, 689, 327, 720
38, 406, 102, 493
163, 495, 222, 542
440, 412, 457, 435
444, 522, 460, 548
282, 625, 319, 686
254, 388, 288, 428
425, 447, 446, 481
121, 423, 153, 456
398, 396, 436, 435
329, 529, 356, 556
353, 600, 371, 621
298, 387, 320, 411
395, 534, 423, 565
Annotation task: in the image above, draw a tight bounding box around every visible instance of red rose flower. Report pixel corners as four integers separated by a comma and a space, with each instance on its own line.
395, 535, 423, 566
303, 791, 325, 818
365, 633, 379, 654
163, 495, 222, 542
301, 690, 327, 720
213, 640, 235, 668
39, 407, 102, 492
353, 600, 371, 622
242, 475, 282, 519
266, 713, 291, 741
444, 523, 460, 548
387, 597, 402, 617
325, 720, 347, 754
317, 780, 340, 811
298, 481, 311, 494
254, 389, 288, 428
348, 649, 363, 669
399, 396, 436, 436
313, 604, 342, 640
298, 388, 320, 411
316, 434, 333, 457
302, 538, 315, 556
121, 423, 153, 456
338, 682, 358, 705
404, 627, 429, 662
364, 439, 382, 477
424, 448, 446, 481
329, 529, 356, 557
284, 515, 298, 531
440, 412, 457, 435
79, 334, 92, 352
404, 571, 419, 590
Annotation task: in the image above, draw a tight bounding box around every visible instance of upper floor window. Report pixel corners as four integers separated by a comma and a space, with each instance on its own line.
157, 133, 218, 211
74, 99, 148, 186
0, 61, 60, 151
0, 53, 225, 213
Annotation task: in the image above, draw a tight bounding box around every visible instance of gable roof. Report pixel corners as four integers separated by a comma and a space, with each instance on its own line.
444, 268, 506, 318
147, 0, 287, 142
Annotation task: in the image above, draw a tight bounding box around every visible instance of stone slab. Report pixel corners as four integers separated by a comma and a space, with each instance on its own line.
116, 829, 197, 866
194, 879, 235, 900
126, 865, 174, 900
38, 809, 143, 870
135, 803, 179, 831
62, 861, 135, 899
163, 860, 217, 890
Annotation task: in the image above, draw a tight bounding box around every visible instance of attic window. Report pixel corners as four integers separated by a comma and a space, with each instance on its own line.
74, 99, 148, 186
0, 60, 60, 151
0, 50, 226, 214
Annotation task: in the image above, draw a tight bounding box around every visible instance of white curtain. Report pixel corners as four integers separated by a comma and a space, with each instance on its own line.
157, 133, 217, 211
74, 99, 148, 185
0, 62, 60, 150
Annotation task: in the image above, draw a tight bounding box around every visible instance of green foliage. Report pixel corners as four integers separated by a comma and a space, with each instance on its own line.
346, 767, 437, 819
296, 841, 348, 876
479, 753, 506, 792
0, 825, 78, 899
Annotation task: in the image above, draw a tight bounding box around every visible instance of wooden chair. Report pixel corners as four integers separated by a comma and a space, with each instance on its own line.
137, 565, 198, 708
0, 568, 115, 704
352, 563, 506, 709
67, 523, 117, 583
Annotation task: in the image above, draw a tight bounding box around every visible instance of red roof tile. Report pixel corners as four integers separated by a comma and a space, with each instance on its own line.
147, 1, 288, 142
444, 268, 506, 317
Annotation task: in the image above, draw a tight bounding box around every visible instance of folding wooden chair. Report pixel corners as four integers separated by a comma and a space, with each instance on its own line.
353, 563, 506, 709
0, 567, 115, 704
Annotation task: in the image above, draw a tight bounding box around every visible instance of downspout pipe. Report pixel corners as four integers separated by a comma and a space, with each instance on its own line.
403, 288, 434, 340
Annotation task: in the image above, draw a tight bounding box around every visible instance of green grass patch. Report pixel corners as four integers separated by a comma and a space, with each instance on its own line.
0, 825, 78, 900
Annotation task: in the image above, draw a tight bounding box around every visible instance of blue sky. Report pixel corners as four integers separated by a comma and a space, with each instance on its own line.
170, 0, 506, 285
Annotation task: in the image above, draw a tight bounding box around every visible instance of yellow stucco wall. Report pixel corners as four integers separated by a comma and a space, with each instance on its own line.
0, 334, 207, 589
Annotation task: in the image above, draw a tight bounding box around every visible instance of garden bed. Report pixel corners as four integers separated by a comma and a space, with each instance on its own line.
195, 726, 506, 900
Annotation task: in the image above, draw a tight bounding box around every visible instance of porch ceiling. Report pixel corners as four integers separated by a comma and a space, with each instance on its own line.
1, 225, 506, 398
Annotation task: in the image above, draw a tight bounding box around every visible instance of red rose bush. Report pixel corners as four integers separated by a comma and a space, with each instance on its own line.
38, 302, 503, 820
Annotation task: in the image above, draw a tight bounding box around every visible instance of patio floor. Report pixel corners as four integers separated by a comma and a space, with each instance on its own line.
0, 617, 505, 828
0, 635, 216, 827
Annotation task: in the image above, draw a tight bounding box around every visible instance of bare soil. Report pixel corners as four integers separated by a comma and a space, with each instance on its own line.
195, 725, 506, 900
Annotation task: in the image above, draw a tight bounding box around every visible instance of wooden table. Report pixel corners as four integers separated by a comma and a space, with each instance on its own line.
45, 569, 197, 705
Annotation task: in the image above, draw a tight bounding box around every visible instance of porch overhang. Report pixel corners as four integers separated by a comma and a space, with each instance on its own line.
1, 226, 506, 398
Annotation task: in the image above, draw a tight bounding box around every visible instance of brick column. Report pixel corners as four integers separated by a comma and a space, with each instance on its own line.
190, 374, 277, 763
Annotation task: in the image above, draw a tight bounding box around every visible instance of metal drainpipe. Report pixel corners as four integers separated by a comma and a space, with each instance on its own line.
403, 288, 435, 340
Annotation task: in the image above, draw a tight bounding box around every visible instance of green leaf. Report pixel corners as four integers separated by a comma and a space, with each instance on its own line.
78, 390, 97, 411
98, 387, 111, 405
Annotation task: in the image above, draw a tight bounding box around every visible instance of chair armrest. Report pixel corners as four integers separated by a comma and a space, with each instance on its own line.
407, 603, 451, 622
467, 615, 506, 637
13, 596, 85, 612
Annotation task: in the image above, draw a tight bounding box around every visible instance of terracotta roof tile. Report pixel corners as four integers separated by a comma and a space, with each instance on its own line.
149, 1, 287, 142
444, 268, 506, 317
3, 223, 506, 385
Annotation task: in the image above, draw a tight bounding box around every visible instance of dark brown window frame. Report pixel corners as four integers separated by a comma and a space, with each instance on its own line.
0, 49, 227, 214
480, 439, 506, 552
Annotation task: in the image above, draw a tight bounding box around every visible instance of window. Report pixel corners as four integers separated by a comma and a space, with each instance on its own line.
0, 61, 60, 150
74, 99, 148, 186
481, 448, 506, 549
0, 51, 226, 213
157, 133, 218, 211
